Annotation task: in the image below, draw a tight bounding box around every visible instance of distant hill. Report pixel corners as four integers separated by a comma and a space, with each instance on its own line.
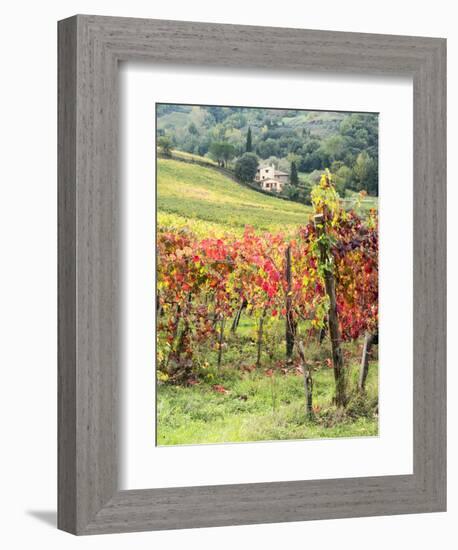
156, 103, 379, 196
157, 105, 346, 140
156, 109, 193, 133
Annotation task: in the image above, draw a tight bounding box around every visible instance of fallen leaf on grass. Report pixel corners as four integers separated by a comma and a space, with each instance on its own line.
242, 364, 256, 373
212, 384, 230, 394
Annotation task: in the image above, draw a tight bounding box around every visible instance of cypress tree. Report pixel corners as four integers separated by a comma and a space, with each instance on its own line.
246, 127, 252, 153
290, 161, 299, 186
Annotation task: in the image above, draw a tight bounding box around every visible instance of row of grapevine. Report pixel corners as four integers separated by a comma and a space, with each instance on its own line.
156, 173, 378, 409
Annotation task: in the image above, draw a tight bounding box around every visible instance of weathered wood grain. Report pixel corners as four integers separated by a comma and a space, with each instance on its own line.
57, 16, 77, 534
58, 14, 446, 535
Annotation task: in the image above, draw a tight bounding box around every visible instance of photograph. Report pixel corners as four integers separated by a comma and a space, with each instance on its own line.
156, 103, 379, 446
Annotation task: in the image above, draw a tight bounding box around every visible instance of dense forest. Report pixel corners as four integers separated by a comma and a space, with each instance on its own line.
156, 104, 379, 200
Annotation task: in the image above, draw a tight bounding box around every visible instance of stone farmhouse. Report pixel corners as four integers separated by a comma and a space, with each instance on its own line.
254, 163, 289, 193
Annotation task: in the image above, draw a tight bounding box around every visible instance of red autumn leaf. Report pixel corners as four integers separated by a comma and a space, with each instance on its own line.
212, 384, 229, 394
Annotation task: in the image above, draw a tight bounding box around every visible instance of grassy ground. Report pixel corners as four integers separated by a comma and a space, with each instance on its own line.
169, 149, 218, 166
157, 318, 378, 446
157, 358, 378, 446
157, 158, 311, 236
342, 190, 378, 213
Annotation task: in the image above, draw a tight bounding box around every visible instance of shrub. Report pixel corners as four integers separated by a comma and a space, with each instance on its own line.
234, 153, 259, 183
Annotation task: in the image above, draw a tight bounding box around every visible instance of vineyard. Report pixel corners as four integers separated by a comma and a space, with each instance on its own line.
156, 161, 379, 445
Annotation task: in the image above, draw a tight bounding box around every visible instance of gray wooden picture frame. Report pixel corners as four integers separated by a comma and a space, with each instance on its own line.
58, 14, 446, 535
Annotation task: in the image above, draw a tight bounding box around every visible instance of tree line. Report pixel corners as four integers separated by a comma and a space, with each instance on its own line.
157, 105, 378, 196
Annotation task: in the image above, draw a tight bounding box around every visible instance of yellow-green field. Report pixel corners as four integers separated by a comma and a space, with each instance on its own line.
157, 158, 312, 236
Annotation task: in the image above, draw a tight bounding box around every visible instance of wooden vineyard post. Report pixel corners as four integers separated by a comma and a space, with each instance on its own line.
297, 340, 313, 418
256, 308, 267, 368
314, 214, 347, 407
231, 299, 246, 333
285, 245, 296, 362
358, 332, 377, 392
217, 316, 225, 369
175, 294, 192, 360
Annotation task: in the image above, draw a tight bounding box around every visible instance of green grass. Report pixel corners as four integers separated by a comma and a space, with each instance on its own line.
157, 358, 378, 446
342, 190, 378, 213
157, 158, 311, 236
157, 321, 378, 446
169, 149, 218, 166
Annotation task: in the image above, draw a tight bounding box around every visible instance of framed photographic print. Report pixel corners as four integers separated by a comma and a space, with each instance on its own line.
58, 15, 446, 534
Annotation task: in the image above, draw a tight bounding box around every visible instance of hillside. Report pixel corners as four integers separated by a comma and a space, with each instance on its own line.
156, 103, 379, 196
157, 158, 312, 236
157, 105, 345, 140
